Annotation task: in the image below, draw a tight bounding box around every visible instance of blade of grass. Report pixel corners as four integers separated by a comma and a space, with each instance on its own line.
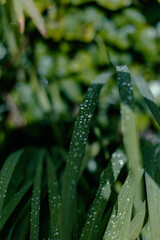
30, 150, 44, 240
22, 0, 47, 37
0, 181, 32, 231
145, 171, 160, 239
116, 65, 142, 173
142, 222, 152, 240
14, 210, 30, 240
143, 141, 160, 240
133, 76, 160, 128
6, 199, 31, 240
47, 156, 61, 240
0, 149, 23, 214
129, 201, 145, 240
0, 5, 18, 56
116, 65, 144, 214
72, 193, 78, 240
103, 170, 143, 240
80, 149, 127, 240
13, 0, 25, 33
60, 72, 112, 240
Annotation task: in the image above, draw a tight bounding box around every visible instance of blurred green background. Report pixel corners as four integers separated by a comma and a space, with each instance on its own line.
0, 0, 160, 162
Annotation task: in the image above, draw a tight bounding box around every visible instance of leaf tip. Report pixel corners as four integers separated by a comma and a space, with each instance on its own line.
19, 18, 25, 34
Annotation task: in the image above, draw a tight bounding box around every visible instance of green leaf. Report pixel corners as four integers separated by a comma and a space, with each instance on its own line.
0, 181, 32, 231
103, 170, 143, 240
116, 66, 142, 173
22, 0, 47, 37
0, 5, 18, 56
47, 156, 61, 240
145, 170, 160, 239
5, 198, 31, 240
80, 149, 127, 240
98, 0, 132, 10
0, 149, 23, 214
30, 150, 44, 240
60, 72, 111, 240
142, 141, 160, 240
129, 201, 145, 240
133, 76, 160, 128
142, 222, 152, 240
13, 0, 25, 33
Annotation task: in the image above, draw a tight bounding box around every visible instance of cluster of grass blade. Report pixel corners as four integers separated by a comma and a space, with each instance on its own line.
0, 0, 47, 57
0, 67, 160, 239
5, 0, 47, 36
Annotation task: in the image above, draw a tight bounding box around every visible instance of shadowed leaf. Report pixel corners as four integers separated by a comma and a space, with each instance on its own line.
47, 156, 61, 240
30, 150, 44, 240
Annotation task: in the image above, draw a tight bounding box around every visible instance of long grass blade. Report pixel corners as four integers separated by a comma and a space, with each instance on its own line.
133, 76, 160, 128
80, 149, 127, 240
22, 0, 47, 37
0, 181, 32, 231
14, 210, 30, 240
0, 5, 18, 56
60, 72, 111, 240
143, 142, 160, 240
103, 170, 143, 240
6, 199, 31, 240
47, 156, 61, 240
145, 172, 160, 239
142, 222, 152, 240
129, 201, 145, 240
0, 149, 23, 214
30, 151, 44, 240
116, 65, 142, 172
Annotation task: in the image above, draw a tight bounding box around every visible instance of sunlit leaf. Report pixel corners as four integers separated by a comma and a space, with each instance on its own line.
13, 0, 25, 33
103, 170, 143, 240
129, 201, 145, 240
22, 0, 47, 37
142, 222, 152, 240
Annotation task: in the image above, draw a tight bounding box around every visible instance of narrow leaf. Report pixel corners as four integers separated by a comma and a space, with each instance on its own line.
60, 72, 111, 240
133, 76, 160, 128
0, 149, 23, 213
0, 181, 32, 231
13, 0, 25, 33
47, 156, 61, 240
80, 149, 127, 240
0, 5, 18, 56
116, 65, 142, 172
129, 201, 145, 240
145, 173, 160, 239
143, 142, 160, 240
22, 0, 47, 37
142, 222, 152, 240
30, 151, 44, 240
103, 170, 143, 240
6, 199, 31, 240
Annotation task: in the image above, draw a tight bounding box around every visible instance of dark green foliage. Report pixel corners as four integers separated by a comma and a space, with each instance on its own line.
0, 67, 160, 239
1, 1, 160, 239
